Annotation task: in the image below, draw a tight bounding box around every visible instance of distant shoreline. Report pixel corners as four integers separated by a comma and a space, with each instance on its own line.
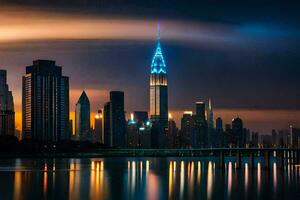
0, 148, 299, 159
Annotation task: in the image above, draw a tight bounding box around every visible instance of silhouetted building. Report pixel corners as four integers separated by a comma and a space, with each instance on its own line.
181, 111, 195, 148
260, 134, 272, 147
94, 110, 103, 143
223, 124, 233, 147
149, 24, 168, 147
216, 117, 223, 132
75, 91, 91, 141
251, 132, 259, 147
245, 128, 251, 147
168, 114, 178, 148
110, 91, 126, 147
290, 125, 300, 147
195, 102, 205, 121
139, 122, 152, 148
194, 102, 207, 147
22, 60, 69, 143
232, 117, 245, 147
215, 117, 223, 147
271, 129, 278, 147
0, 70, 15, 137
103, 93, 127, 147
127, 113, 138, 147
127, 113, 152, 148
225, 124, 231, 132
277, 129, 289, 147
103, 102, 111, 146
134, 111, 149, 127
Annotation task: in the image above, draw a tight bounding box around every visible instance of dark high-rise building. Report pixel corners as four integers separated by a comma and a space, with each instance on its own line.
216, 117, 223, 132
75, 91, 91, 141
251, 132, 259, 147
223, 124, 233, 147
103, 102, 111, 146
104, 96, 128, 147
94, 110, 103, 143
271, 129, 278, 147
215, 117, 223, 147
195, 102, 205, 121
149, 24, 168, 147
22, 60, 69, 142
232, 117, 245, 147
290, 126, 300, 147
138, 123, 152, 148
168, 114, 178, 148
180, 111, 195, 148
194, 102, 207, 147
110, 91, 126, 147
0, 70, 15, 137
127, 113, 138, 147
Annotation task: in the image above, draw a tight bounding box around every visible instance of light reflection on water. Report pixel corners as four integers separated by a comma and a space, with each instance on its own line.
0, 157, 299, 199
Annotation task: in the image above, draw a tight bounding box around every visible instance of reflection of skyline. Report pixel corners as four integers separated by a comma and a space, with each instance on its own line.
5, 158, 299, 199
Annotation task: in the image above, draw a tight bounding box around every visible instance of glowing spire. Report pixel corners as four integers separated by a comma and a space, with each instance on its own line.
151, 21, 166, 74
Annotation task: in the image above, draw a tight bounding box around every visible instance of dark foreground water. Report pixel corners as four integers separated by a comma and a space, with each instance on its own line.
0, 157, 299, 200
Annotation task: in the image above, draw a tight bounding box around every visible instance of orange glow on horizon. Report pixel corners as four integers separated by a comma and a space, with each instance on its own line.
14, 108, 300, 133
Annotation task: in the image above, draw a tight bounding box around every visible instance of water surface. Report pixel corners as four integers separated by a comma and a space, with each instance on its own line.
0, 157, 299, 199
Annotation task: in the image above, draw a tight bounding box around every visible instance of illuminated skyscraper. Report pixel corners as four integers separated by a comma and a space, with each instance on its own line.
149, 23, 168, 146
22, 60, 69, 142
0, 70, 15, 136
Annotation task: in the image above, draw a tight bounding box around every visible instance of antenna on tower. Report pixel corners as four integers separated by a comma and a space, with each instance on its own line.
157, 20, 161, 41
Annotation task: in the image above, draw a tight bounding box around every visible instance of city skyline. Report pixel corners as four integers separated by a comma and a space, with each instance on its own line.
0, 2, 300, 134
0, 2, 300, 199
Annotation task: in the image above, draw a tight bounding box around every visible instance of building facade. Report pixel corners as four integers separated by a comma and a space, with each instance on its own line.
0, 70, 15, 136
22, 60, 69, 142
110, 91, 126, 147
103, 92, 126, 147
103, 102, 111, 146
149, 24, 168, 147
194, 102, 207, 147
75, 91, 91, 141
94, 109, 103, 143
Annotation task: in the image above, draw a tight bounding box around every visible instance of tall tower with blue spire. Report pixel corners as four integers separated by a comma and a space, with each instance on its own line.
149, 22, 168, 146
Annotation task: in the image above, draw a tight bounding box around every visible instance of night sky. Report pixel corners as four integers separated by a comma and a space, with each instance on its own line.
0, 0, 300, 133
